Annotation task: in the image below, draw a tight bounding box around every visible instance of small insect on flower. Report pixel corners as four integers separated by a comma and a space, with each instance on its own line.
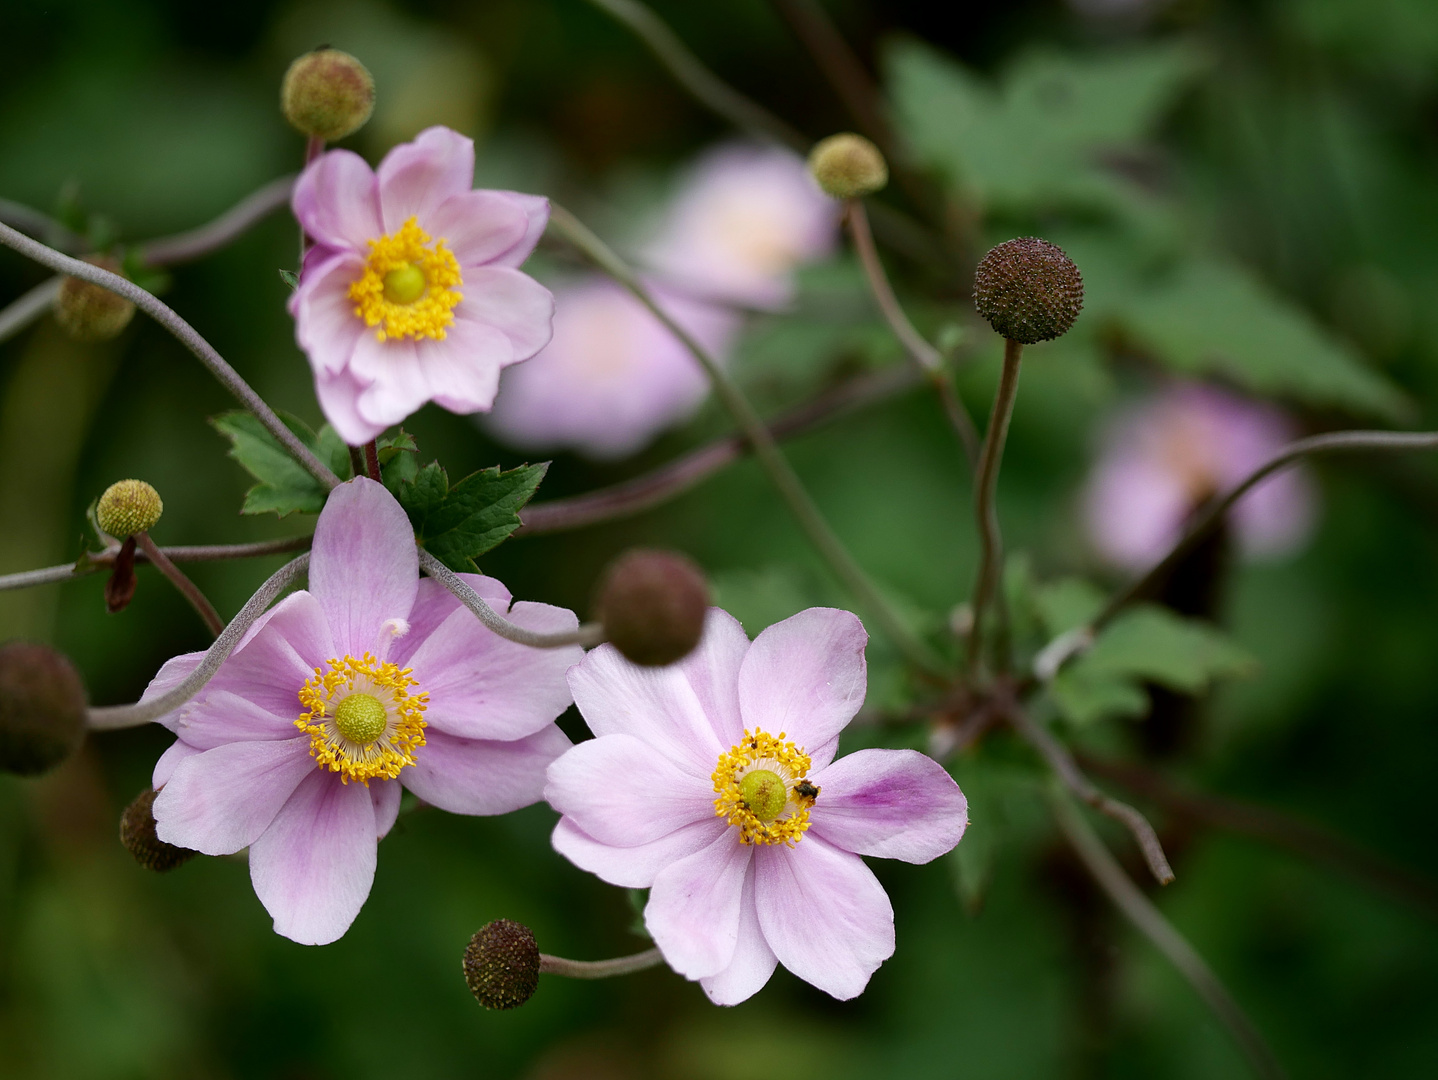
793, 779, 820, 804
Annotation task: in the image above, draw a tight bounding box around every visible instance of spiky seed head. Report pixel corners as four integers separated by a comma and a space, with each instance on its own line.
53, 258, 135, 343
281, 49, 375, 141
97, 480, 163, 537
595, 549, 709, 667
808, 133, 889, 199
0, 642, 87, 777
972, 237, 1084, 344
464, 919, 541, 1010
119, 788, 197, 872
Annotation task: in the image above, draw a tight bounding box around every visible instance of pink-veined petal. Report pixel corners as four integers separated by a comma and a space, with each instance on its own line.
453, 267, 554, 361
808, 748, 967, 864
391, 574, 514, 663
417, 316, 512, 414
372, 778, 402, 839
314, 366, 381, 446
294, 149, 382, 252
377, 126, 475, 233
152, 739, 202, 788
292, 251, 366, 376
700, 862, 777, 1005
738, 608, 867, 751
425, 190, 529, 267
402, 724, 571, 816
646, 831, 752, 979
488, 192, 549, 268
550, 816, 728, 889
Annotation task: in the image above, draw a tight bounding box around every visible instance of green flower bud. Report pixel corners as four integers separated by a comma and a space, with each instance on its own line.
0, 642, 87, 777
53, 258, 135, 343
464, 919, 540, 1010
972, 237, 1084, 344
119, 788, 196, 872
96, 479, 163, 538
594, 549, 709, 667
808, 133, 889, 199
282, 49, 375, 141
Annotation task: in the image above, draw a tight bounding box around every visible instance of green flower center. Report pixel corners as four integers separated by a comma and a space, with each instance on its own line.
382, 262, 427, 305
332, 692, 388, 745
738, 769, 788, 822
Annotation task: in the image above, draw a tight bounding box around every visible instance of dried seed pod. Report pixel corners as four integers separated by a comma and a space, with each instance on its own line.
973, 237, 1084, 344
281, 48, 375, 141
808, 133, 889, 199
119, 788, 197, 872
0, 642, 87, 777
464, 919, 541, 1010
594, 549, 709, 667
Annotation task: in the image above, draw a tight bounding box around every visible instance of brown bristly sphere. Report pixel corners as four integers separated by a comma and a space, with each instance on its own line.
972, 237, 1084, 344
0, 642, 87, 777
464, 919, 541, 1010
120, 788, 197, 872
281, 48, 375, 141
594, 549, 709, 667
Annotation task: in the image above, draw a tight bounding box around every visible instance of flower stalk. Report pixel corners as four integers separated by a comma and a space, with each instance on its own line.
134, 532, 225, 637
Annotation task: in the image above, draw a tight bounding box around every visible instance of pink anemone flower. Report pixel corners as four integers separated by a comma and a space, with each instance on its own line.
289, 125, 555, 445
545, 607, 968, 1005
143, 477, 580, 945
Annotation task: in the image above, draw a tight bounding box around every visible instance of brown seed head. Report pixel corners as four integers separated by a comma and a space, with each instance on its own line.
120, 788, 197, 872
595, 549, 709, 667
53, 257, 135, 343
281, 49, 375, 141
0, 642, 87, 776
972, 237, 1084, 344
807, 133, 889, 199
464, 919, 541, 1010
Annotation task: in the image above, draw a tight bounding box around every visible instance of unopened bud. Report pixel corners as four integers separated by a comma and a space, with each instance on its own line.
464, 919, 540, 1010
0, 642, 87, 777
97, 479, 163, 538
53, 258, 135, 343
972, 237, 1084, 344
595, 549, 709, 667
120, 788, 196, 872
808, 133, 888, 199
282, 49, 375, 141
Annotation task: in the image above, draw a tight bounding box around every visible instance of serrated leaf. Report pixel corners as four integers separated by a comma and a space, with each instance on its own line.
211, 410, 352, 517
378, 429, 419, 489
393, 461, 548, 572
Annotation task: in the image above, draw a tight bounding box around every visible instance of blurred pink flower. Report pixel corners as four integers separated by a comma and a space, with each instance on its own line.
483, 279, 738, 460
1082, 383, 1317, 570
143, 478, 580, 945
290, 126, 555, 445
546, 607, 968, 1005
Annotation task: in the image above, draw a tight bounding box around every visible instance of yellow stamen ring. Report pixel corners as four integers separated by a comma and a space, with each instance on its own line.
712, 729, 819, 846
296, 653, 428, 785
349, 216, 463, 342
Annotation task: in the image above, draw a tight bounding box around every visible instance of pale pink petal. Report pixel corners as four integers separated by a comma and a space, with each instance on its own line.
488, 192, 549, 268
754, 836, 893, 1000
677, 609, 749, 749
453, 268, 555, 361
169, 691, 305, 750
391, 574, 515, 662
377, 126, 475, 233
700, 863, 777, 1005
152, 739, 202, 788
402, 724, 571, 816
544, 733, 713, 846
737, 608, 867, 751
418, 316, 512, 413
568, 645, 729, 778
294, 149, 382, 252
550, 816, 727, 889
249, 769, 378, 946
808, 748, 968, 863
152, 737, 314, 856
315, 367, 381, 446
645, 831, 752, 979
308, 478, 418, 659
372, 779, 402, 839
292, 251, 366, 376
140, 651, 204, 720
350, 336, 429, 426
425, 190, 528, 267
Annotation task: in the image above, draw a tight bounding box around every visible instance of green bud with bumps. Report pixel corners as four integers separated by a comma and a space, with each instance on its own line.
464, 919, 540, 1010
53, 258, 135, 343
96, 479, 163, 538
808, 133, 889, 199
972, 237, 1084, 344
594, 549, 709, 667
120, 788, 197, 872
0, 642, 87, 777
281, 48, 375, 141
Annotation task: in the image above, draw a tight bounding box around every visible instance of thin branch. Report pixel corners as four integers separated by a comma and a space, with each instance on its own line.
416, 549, 604, 650
539, 947, 665, 979
1049, 789, 1286, 1080
134, 532, 225, 637
88, 553, 310, 731
548, 204, 948, 676
582, 0, 807, 150
0, 221, 341, 491
137, 176, 295, 267
0, 536, 314, 593
1008, 703, 1174, 885
517, 365, 920, 536
0, 198, 87, 251
0, 276, 61, 345
769, 0, 892, 150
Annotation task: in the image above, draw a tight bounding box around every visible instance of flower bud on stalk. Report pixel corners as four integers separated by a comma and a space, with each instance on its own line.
97, 479, 163, 538
594, 549, 709, 667
972, 237, 1084, 344
808, 133, 889, 199
464, 919, 540, 1009
281, 49, 375, 141
120, 788, 197, 872
53, 257, 135, 343
0, 642, 87, 776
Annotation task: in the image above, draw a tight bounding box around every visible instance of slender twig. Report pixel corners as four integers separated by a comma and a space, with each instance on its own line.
0, 221, 341, 491
417, 549, 603, 650
88, 554, 310, 730
134, 532, 225, 637
548, 204, 947, 676
539, 947, 665, 979
0, 277, 62, 345
1049, 789, 1286, 1080
518, 365, 920, 536
582, 0, 806, 150
769, 0, 892, 150
0, 198, 86, 251
0, 536, 314, 593
137, 176, 295, 267
966, 338, 1023, 675
846, 200, 979, 465
1008, 703, 1174, 885
1077, 753, 1438, 920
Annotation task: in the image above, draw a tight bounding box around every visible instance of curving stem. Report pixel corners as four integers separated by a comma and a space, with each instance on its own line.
134, 532, 225, 637
539, 947, 665, 979
416, 549, 604, 650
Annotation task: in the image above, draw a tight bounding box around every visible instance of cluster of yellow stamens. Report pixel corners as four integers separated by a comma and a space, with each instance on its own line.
296, 653, 428, 784
712, 729, 819, 846
349, 216, 463, 341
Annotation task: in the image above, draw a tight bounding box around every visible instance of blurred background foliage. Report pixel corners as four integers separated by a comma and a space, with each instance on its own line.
2, 0, 1437, 1076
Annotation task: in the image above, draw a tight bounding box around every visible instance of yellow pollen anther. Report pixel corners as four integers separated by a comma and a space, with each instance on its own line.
296, 653, 428, 784
713, 729, 818, 846
349, 217, 462, 342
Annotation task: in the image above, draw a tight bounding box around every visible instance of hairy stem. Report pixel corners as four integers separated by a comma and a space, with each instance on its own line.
134, 532, 225, 637
138, 176, 295, 267
0, 536, 314, 593
539, 948, 665, 979
417, 549, 604, 650
1049, 789, 1286, 1080
548, 204, 947, 676
0, 277, 62, 345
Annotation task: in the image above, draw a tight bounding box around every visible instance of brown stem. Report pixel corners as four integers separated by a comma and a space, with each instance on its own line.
539, 947, 665, 979
135, 532, 225, 637
0, 536, 314, 593
362, 440, 381, 481
769, 0, 892, 149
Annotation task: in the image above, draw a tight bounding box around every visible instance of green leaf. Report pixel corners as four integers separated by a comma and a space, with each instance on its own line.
211, 410, 352, 517
1050, 667, 1151, 726
278, 268, 299, 291
392, 461, 548, 572
1033, 577, 1107, 636
377, 429, 419, 489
